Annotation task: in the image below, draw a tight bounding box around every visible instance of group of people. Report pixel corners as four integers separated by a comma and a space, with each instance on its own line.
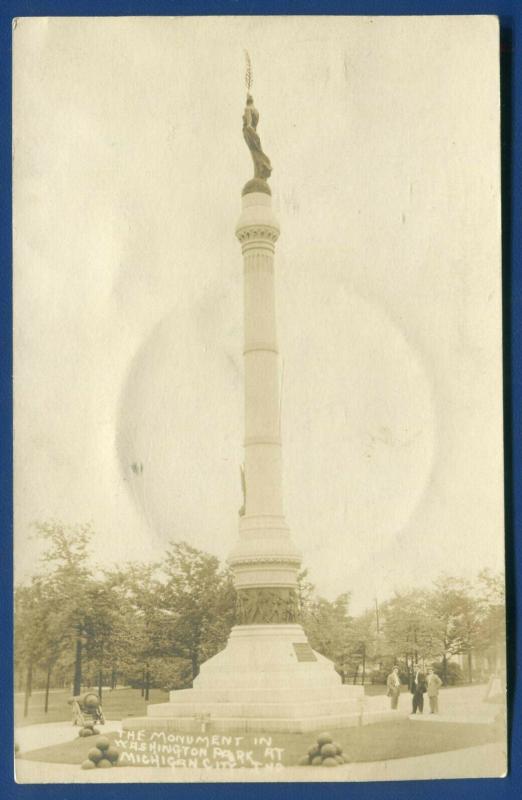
386, 665, 443, 714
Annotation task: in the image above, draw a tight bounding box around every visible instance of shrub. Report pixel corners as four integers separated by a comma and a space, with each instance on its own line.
432, 661, 463, 685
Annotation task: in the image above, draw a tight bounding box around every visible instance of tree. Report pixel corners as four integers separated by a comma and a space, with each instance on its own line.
14, 582, 41, 717
347, 609, 379, 684
32, 520, 95, 695
14, 574, 72, 715
155, 542, 236, 681
474, 569, 506, 674
429, 576, 482, 683
103, 563, 163, 698
303, 593, 354, 677
82, 579, 131, 700
381, 589, 434, 680
296, 569, 316, 618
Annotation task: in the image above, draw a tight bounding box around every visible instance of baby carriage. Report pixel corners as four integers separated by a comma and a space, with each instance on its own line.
69, 692, 105, 728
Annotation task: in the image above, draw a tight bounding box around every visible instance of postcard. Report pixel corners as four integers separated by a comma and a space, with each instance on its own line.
13, 15, 506, 783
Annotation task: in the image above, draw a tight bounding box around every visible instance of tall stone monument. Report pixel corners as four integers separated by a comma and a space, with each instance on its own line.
123, 74, 387, 733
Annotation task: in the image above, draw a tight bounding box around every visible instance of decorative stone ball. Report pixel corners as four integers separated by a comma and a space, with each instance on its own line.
81, 759, 97, 770
311, 756, 323, 766
320, 743, 337, 758
96, 736, 111, 751
335, 743, 342, 755
97, 758, 113, 768
83, 693, 100, 707
78, 728, 91, 737
87, 747, 103, 764
298, 756, 310, 766
317, 732, 334, 746
91, 728, 100, 735
308, 745, 320, 758
322, 757, 338, 767
335, 755, 345, 765
105, 746, 120, 763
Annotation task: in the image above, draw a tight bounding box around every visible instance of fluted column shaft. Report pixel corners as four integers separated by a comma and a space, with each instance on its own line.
229, 192, 302, 624
242, 238, 284, 517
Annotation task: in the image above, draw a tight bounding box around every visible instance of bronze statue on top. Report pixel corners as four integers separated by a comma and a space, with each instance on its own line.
242, 51, 272, 195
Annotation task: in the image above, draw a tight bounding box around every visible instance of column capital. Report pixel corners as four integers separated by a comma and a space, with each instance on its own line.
235, 191, 280, 245
236, 226, 279, 249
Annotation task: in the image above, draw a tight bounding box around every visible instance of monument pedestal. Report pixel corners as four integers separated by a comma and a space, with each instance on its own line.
123, 625, 397, 733
122, 625, 395, 733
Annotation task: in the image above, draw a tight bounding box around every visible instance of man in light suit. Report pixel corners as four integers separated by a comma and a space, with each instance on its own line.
426, 667, 443, 714
386, 666, 401, 710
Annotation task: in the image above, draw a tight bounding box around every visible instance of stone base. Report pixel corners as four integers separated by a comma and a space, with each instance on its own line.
123, 625, 395, 733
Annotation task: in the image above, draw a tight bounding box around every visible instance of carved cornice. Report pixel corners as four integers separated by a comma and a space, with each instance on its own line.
236, 225, 279, 246
229, 555, 302, 566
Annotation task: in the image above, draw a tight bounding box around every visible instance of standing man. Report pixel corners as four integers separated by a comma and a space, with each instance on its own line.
426, 667, 442, 714
411, 666, 427, 714
386, 666, 401, 710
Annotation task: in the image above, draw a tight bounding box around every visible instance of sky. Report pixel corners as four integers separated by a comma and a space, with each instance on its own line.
13, 16, 504, 613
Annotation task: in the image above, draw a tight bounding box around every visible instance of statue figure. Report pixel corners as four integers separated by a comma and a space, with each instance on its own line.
236, 592, 247, 622
272, 590, 287, 623
284, 590, 299, 623
237, 589, 260, 625
242, 94, 272, 191
238, 464, 246, 517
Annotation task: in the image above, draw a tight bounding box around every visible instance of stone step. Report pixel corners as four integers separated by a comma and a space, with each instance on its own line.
123, 708, 398, 734
194, 673, 346, 690
147, 698, 364, 720
170, 687, 364, 704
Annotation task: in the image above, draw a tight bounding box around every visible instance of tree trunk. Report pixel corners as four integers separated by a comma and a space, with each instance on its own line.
468, 650, 473, 684
111, 668, 117, 690
442, 653, 448, 685
44, 663, 52, 713
73, 630, 83, 696
141, 668, 145, 697
98, 669, 103, 701
361, 646, 366, 686
144, 667, 150, 701
23, 659, 33, 718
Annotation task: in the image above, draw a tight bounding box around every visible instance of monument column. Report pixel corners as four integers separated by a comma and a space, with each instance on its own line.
122, 80, 385, 733
229, 188, 302, 619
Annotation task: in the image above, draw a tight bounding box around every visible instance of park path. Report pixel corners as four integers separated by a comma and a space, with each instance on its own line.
408, 684, 504, 725
15, 719, 121, 755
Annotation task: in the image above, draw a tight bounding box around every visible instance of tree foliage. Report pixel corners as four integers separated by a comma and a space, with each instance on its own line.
14, 519, 506, 712
157, 541, 236, 679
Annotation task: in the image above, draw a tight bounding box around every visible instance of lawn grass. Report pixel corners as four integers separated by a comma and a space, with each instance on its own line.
18, 730, 122, 764
18, 718, 504, 768
15, 688, 169, 728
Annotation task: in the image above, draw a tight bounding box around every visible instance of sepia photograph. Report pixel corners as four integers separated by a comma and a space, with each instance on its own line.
12, 14, 506, 783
